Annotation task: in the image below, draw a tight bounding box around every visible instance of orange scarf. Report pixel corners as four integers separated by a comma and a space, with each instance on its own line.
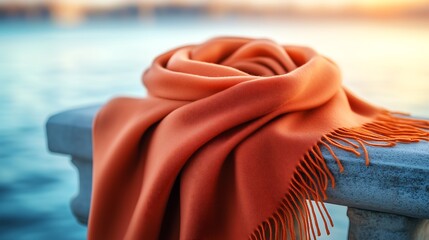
88, 37, 429, 240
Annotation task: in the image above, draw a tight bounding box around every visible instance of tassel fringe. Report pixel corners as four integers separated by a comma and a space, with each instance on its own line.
249, 112, 429, 240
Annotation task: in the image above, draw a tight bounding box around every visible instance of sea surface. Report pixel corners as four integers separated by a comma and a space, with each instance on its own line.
0, 17, 428, 239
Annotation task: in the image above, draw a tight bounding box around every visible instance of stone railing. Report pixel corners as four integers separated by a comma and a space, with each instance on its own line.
45, 105, 429, 239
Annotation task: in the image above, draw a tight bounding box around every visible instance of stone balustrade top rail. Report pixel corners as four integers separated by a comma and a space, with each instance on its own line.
46, 105, 429, 239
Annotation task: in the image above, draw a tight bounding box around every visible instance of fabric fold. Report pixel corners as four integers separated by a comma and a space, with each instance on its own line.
88, 37, 429, 240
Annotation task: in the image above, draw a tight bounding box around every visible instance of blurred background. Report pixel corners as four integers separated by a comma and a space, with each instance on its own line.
1, 0, 428, 239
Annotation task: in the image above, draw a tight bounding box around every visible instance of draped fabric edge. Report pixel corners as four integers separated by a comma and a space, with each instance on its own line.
249, 111, 429, 240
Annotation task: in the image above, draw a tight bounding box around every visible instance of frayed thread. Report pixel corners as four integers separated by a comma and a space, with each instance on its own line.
249, 112, 429, 240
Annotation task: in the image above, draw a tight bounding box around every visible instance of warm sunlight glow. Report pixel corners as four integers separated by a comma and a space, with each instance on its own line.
279, 0, 428, 12
1, 0, 429, 22
1, 0, 428, 9
356, 0, 428, 13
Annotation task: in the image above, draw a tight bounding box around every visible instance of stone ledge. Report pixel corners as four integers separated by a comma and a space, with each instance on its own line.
46, 105, 100, 160
45, 105, 429, 223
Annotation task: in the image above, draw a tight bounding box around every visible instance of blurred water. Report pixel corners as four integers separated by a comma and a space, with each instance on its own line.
0, 18, 428, 240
